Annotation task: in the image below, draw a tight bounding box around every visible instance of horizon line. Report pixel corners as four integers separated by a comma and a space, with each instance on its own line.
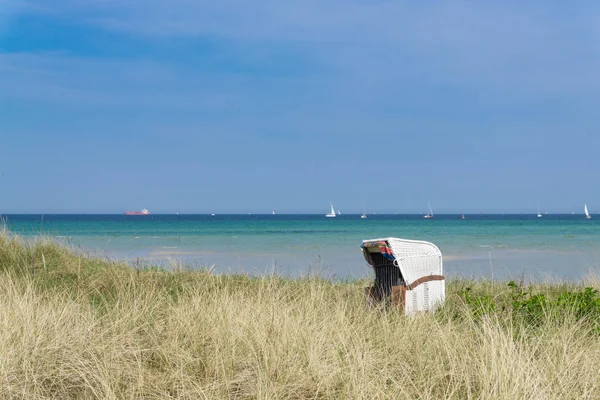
0, 212, 593, 215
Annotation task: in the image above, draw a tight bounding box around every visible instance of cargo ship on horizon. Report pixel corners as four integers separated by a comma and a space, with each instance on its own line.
124, 208, 150, 215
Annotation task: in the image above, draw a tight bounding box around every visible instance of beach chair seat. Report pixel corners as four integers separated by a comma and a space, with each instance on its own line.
361, 237, 445, 315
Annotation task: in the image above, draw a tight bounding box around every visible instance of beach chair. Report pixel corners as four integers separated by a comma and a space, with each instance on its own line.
361, 237, 445, 315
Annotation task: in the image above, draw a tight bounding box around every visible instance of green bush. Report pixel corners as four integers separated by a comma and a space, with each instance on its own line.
455, 280, 600, 332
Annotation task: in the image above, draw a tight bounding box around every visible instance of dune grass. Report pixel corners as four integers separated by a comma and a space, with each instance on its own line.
1, 230, 600, 399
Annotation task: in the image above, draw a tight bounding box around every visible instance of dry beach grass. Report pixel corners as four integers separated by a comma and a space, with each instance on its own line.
1, 230, 600, 399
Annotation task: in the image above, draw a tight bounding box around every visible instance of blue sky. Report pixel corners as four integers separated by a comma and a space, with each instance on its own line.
1, 1, 599, 214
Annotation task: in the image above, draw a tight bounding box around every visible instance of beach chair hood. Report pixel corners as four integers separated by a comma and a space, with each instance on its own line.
361, 237, 443, 288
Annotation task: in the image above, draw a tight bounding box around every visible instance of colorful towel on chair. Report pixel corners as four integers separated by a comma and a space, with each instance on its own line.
361, 241, 395, 265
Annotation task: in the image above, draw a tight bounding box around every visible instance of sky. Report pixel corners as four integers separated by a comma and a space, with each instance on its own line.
1, 1, 600, 214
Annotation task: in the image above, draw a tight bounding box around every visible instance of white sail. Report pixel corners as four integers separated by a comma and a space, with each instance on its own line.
585, 204, 591, 219
423, 202, 434, 219
326, 203, 336, 217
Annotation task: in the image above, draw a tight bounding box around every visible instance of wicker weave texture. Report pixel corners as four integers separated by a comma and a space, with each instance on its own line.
404, 280, 445, 315
362, 237, 445, 315
387, 237, 442, 284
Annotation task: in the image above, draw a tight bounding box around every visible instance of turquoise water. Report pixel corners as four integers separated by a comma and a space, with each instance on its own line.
3, 214, 600, 281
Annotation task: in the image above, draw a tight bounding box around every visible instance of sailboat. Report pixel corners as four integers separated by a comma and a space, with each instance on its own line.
337, 210, 341, 215
325, 203, 336, 218
537, 204, 542, 218
272, 211, 275, 215
423, 202, 434, 219
361, 206, 367, 219
585, 204, 591, 220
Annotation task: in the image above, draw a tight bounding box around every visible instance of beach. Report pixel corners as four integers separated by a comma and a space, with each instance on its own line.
1, 230, 600, 398
6, 1, 600, 397
3, 213, 600, 282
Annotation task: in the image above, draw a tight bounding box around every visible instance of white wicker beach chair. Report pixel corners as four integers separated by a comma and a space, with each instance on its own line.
361, 237, 445, 315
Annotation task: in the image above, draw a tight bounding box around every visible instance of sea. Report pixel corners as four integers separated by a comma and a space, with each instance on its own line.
2, 214, 600, 282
